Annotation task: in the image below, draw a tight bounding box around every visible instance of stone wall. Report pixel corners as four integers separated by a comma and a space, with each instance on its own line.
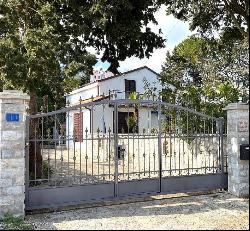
0, 90, 30, 218
224, 103, 249, 198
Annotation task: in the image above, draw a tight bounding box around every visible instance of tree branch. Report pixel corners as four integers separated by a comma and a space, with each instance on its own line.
224, 0, 248, 38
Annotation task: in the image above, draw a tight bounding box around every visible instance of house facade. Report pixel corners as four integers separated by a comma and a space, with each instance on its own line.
65, 66, 173, 140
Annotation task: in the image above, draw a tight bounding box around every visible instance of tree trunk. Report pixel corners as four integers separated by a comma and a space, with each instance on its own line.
29, 91, 43, 181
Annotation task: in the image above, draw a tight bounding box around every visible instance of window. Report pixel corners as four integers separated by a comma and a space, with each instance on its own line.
73, 113, 83, 142
125, 80, 136, 98
115, 112, 138, 134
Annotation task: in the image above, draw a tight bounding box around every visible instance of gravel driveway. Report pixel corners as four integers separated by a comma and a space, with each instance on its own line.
26, 192, 249, 230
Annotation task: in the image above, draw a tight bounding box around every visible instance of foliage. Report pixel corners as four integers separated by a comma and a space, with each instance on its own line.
160, 35, 249, 133
0, 0, 97, 110
29, 160, 53, 182
0, 0, 166, 176
142, 77, 160, 100
1, 213, 33, 230
128, 91, 139, 100
42, 161, 53, 179
0, 0, 165, 108
126, 115, 137, 131
158, 0, 249, 39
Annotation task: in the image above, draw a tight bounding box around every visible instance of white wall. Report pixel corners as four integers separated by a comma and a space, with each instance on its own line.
66, 67, 173, 141
66, 83, 99, 105
65, 67, 170, 105
99, 68, 163, 100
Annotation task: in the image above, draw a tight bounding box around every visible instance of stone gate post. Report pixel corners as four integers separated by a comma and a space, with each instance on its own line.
0, 90, 30, 218
224, 103, 249, 198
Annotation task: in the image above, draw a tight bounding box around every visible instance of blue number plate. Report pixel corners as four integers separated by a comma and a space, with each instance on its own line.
6, 113, 20, 122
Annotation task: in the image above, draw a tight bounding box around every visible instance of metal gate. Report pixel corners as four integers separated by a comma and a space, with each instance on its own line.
25, 99, 228, 211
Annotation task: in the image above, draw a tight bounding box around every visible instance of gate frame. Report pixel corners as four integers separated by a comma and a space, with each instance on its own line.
25, 99, 228, 211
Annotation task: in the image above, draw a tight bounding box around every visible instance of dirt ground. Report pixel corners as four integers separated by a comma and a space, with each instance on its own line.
25, 192, 249, 230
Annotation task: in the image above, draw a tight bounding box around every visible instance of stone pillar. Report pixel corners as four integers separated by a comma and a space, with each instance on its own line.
0, 90, 30, 218
224, 103, 249, 198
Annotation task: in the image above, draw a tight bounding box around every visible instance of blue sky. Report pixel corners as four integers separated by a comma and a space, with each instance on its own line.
92, 6, 194, 74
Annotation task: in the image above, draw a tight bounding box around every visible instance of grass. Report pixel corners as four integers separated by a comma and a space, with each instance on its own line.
1, 213, 34, 230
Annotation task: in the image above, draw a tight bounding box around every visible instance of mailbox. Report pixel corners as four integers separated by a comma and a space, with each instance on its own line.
240, 144, 249, 160
117, 145, 125, 160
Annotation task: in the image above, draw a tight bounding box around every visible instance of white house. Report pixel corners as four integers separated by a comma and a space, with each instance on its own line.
65, 66, 173, 140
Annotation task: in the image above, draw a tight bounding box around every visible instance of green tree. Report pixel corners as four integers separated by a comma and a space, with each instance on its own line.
158, 0, 249, 39
0, 0, 166, 178
161, 35, 249, 120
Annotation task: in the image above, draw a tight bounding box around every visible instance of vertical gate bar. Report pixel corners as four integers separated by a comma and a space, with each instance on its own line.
169, 114, 172, 177
191, 137, 194, 173
132, 127, 135, 178
219, 118, 225, 174
47, 126, 50, 183
73, 128, 76, 183
208, 119, 211, 172
137, 105, 141, 179
60, 118, 63, 180
127, 104, 130, 180
218, 120, 221, 172
79, 99, 82, 183
91, 99, 94, 177
182, 128, 185, 175
97, 128, 100, 178
187, 111, 189, 175
54, 112, 57, 186
178, 112, 181, 176
157, 103, 162, 193
153, 136, 156, 176
143, 129, 146, 176
195, 115, 198, 173
67, 110, 70, 184
85, 128, 88, 181
122, 129, 125, 179
147, 103, 151, 179
174, 114, 177, 174
114, 103, 119, 198
212, 119, 215, 173
41, 117, 44, 179
204, 119, 207, 175
108, 126, 111, 179
34, 119, 37, 182
102, 132, 105, 177
164, 129, 167, 176
25, 115, 30, 209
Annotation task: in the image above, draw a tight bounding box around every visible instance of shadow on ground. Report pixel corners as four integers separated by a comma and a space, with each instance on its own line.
25, 192, 249, 230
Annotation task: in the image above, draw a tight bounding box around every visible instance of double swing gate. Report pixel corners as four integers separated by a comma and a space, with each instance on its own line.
25, 99, 228, 211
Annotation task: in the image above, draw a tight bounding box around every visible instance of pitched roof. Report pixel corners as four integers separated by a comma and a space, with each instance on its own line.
97, 66, 161, 83
66, 66, 161, 96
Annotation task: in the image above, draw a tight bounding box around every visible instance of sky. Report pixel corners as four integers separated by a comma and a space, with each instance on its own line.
91, 5, 194, 74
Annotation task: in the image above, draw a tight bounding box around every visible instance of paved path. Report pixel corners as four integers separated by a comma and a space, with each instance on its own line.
26, 192, 249, 230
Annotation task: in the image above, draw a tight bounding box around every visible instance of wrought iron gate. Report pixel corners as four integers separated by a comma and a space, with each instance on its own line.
25, 99, 228, 211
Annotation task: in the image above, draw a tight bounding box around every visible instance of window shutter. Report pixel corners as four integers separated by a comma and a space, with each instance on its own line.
130, 80, 136, 92
125, 80, 136, 98
125, 79, 130, 92
74, 113, 83, 142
